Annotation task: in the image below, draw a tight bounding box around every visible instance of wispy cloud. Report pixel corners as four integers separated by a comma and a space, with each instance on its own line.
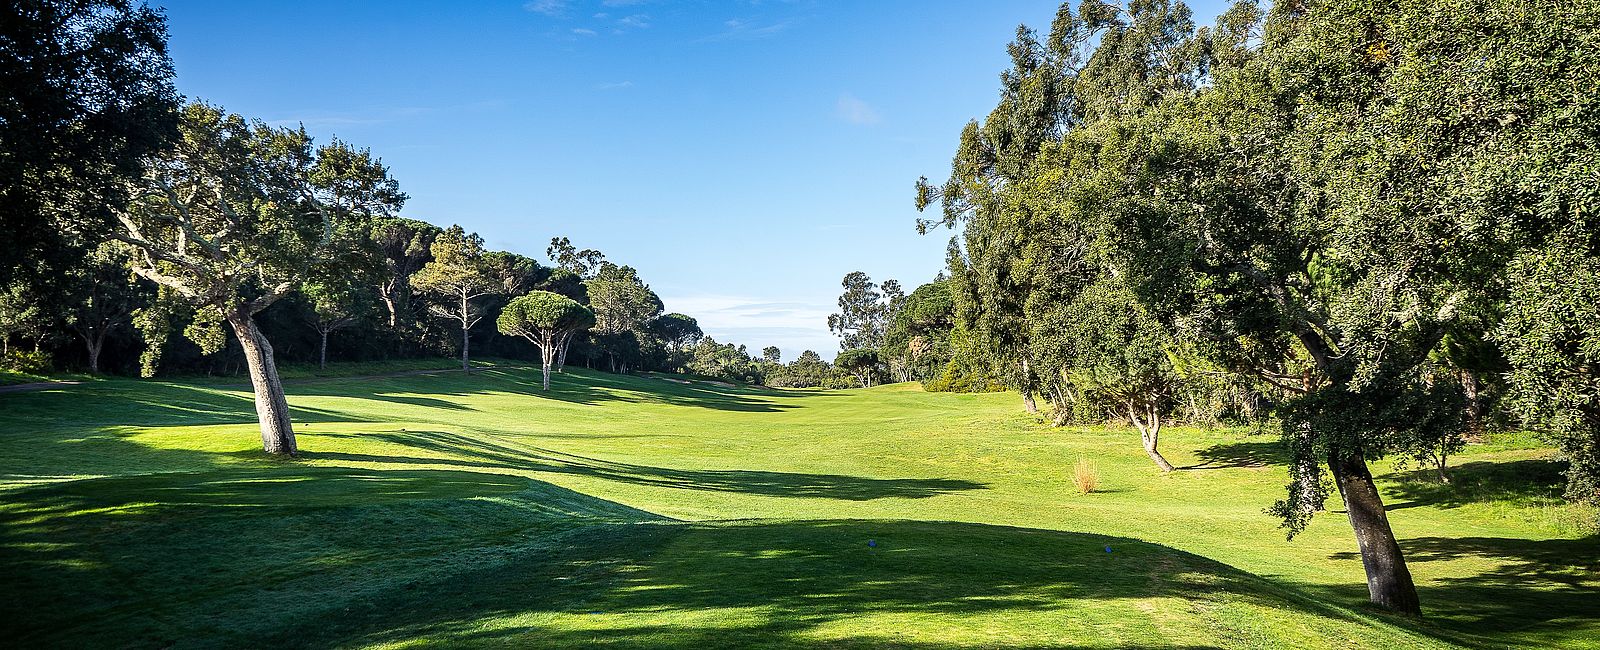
596, 80, 634, 90
659, 294, 837, 360
571, 27, 597, 36
523, 0, 567, 16
835, 93, 881, 125
701, 17, 793, 42
617, 14, 650, 28
602, 0, 648, 6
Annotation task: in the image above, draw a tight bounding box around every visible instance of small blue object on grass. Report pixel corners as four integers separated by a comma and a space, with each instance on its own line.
1105, 545, 1113, 553
867, 539, 877, 548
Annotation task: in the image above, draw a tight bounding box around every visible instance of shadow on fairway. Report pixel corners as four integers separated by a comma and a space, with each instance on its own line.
285, 366, 828, 414
307, 429, 987, 501
1381, 458, 1568, 511
1181, 439, 1287, 470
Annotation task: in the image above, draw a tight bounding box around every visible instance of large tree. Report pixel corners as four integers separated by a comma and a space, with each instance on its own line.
497, 291, 594, 390
0, 0, 179, 286
116, 102, 403, 455
585, 262, 663, 373
410, 225, 496, 373
827, 272, 898, 352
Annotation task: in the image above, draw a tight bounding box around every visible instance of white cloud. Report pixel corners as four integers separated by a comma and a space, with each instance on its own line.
596, 80, 634, 90
572, 27, 597, 36
617, 14, 650, 28
836, 93, 881, 125
523, 0, 567, 16
602, 0, 648, 6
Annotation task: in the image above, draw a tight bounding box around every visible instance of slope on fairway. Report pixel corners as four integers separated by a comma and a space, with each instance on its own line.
0, 366, 1594, 648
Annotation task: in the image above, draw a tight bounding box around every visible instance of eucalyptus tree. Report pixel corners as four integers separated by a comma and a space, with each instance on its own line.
546, 236, 605, 278
497, 291, 595, 390
410, 225, 495, 373
827, 272, 896, 351
115, 102, 403, 455
0, 0, 179, 287
914, 9, 1101, 413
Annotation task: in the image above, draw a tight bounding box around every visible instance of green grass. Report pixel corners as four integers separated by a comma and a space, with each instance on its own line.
0, 367, 1594, 648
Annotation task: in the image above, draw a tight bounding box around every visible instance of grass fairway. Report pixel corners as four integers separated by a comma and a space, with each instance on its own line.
1, 366, 1594, 648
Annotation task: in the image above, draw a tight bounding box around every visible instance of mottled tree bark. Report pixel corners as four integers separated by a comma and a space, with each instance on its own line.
227, 312, 296, 456
1330, 448, 1420, 615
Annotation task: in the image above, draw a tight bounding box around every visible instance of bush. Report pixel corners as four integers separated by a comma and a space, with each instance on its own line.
1, 349, 50, 374
1073, 458, 1099, 495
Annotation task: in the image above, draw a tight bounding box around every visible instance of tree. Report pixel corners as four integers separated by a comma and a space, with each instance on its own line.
410, 225, 496, 373
835, 348, 880, 388
585, 262, 663, 373
115, 102, 403, 455
827, 272, 897, 351
546, 236, 605, 278
497, 291, 594, 390
301, 279, 369, 370
368, 216, 439, 328
65, 243, 151, 373
762, 346, 781, 364
883, 279, 957, 384
0, 0, 179, 287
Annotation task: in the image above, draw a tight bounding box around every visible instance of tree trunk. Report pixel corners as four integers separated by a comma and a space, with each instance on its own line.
1329, 448, 1421, 615
540, 333, 555, 390
557, 335, 570, 370
380, 285, 399, 327
1461, 370, 1485, 442
226, 312, 297, 456
80, 324, 109, 374
1022, 388, 1038, 414
318, 328, 329, 370
1129, 402, 1176, 472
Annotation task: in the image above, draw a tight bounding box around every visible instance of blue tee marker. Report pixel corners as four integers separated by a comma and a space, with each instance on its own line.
867, 539, 877, 548
1105, 545, 1113, 553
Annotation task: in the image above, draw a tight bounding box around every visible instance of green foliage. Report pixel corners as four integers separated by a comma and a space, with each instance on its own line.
497, 291, 595, 339
0, 0, 179, 287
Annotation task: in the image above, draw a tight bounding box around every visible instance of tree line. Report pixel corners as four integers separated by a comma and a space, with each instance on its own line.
906, 0, 1599, 615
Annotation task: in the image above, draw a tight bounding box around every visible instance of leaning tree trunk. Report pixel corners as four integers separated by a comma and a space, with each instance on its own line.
556, 334, 571, 370
226, 312, 297, 456
1329, 448, 1420, 615
1130, 401, 1176, 473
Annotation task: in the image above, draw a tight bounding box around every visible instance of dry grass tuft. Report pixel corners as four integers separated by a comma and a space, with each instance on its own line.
1074, 458, 1099, 495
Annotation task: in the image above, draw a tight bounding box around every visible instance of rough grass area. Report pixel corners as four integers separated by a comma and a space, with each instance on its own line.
0, 367, 1594, 648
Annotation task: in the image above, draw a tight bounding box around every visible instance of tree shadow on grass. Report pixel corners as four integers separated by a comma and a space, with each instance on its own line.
1381, 458, 1568, 511
1318, 533, 1600, 645
285, 366, 827, 414
306, 429, 987, 501
320, 519, 1418, 649
1180, 439, 1287, 470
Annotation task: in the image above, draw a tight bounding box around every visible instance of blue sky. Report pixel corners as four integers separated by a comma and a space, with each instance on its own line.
161, 0, 1231, 360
